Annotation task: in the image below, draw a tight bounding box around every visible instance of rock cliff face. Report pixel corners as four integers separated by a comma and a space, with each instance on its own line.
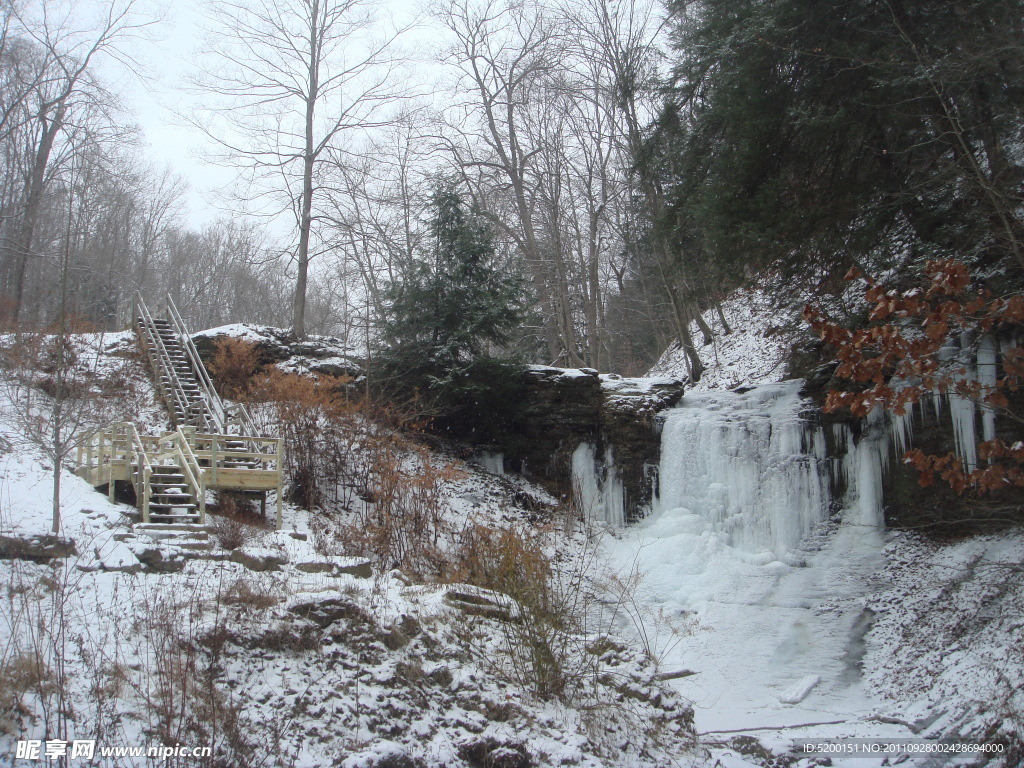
496, 366, 684, 520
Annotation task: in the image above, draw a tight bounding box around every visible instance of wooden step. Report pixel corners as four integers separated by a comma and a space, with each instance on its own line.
135, 523, 211, 534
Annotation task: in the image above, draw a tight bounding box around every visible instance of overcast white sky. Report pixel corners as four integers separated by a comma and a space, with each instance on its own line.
95, 0, 428, 232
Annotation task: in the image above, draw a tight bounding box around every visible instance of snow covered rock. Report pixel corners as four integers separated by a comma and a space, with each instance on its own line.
229, 546, 288, 572
0, 533, 76, 561
777, 674, 820, 704
443, 584, 520, 621
191, 323, 362, 379
340, 740, 425, 768
477, 365, 683, 519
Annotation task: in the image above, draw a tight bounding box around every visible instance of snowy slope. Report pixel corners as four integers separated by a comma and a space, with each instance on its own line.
0, 333, 702, 768
648, 289, 804, 392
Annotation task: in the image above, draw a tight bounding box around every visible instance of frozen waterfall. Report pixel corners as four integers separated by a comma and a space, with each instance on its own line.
571, 442, 626, 526
655, 381, 836, 562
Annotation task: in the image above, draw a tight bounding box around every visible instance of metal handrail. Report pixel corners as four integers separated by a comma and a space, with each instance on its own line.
163, 294, 258, 436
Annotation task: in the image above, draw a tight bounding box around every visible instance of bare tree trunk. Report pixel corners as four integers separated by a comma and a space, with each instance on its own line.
694, 307, 714, 346
5, 102, 66, 327
716, 301, 732, 334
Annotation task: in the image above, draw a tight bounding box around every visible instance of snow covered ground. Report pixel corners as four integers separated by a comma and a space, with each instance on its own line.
648, 289, 804, 393
1, 317, 1021, 767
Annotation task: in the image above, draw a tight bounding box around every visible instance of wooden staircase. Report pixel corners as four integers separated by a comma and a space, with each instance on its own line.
151, 317, 208, 428
134, 292, 257, 435
149, 465, 201, 523
75, 295, 284, 527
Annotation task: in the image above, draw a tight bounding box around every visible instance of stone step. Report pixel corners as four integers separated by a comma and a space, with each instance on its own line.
174, 540, 214, 551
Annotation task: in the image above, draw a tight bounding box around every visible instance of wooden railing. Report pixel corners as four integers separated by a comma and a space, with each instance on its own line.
188, 432, 283, 480
76, 423, 284, 527
128, 425, 154, 524
163, 294, 258, 436
134, 292, 212, 431
76, 422, 154, 521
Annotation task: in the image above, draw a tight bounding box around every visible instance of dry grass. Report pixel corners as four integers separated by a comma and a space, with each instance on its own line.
220, 578, 279, 610
207, 337, 263, 399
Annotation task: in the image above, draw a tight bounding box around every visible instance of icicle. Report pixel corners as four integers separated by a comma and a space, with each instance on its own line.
850, 409, 887, 530
891, 404, 914, 459
831, 424, 855, 489
601, 446, 626, 526
939, 337, 978, 472
476, 452, 505, 475
571, 442, 601, 521
977, 335, 997, 444
571, 443, 626, 526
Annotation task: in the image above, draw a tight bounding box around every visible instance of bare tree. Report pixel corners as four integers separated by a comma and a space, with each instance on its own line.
0, 156, 114, 534
565, 0, 711, 379
320, 112, 437, 345
0, 0, 152, 327
434, 0, 574, 363
189, 0, 410, 338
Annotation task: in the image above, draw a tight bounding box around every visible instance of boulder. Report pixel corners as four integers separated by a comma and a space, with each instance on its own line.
0, 534, 77, 562
289, 597, 368, 628
133, 547, 186, 573
229, 547, 288, 572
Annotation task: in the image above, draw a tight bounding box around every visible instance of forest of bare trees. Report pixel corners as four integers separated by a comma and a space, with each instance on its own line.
0, 0, 710, 375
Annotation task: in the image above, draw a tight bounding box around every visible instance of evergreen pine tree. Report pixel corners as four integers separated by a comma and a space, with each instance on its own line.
377, 183, 528, 435
654, 0, 1024, 289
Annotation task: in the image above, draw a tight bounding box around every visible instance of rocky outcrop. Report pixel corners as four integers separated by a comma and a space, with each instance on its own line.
504, 366, 603, 479
191, 324, 362, 380
599, 375, 686, 517
492, 366, 684, 520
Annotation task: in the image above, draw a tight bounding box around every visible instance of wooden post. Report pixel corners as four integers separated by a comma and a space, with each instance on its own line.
275, 437, 284, 529
198, 477, 206, 524
142, 467, 151, 524
211, 436, 218, 487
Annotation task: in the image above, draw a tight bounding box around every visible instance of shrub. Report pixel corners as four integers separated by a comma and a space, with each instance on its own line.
210, 492, 267, 550
450, 523, 587, 701
208, 337, 262, 399
338, 442, 462, 577
245, 369, 354, 509
220, 578, 279, 610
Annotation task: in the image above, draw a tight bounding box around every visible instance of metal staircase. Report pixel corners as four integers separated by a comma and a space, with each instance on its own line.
75, 295, 285, 527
